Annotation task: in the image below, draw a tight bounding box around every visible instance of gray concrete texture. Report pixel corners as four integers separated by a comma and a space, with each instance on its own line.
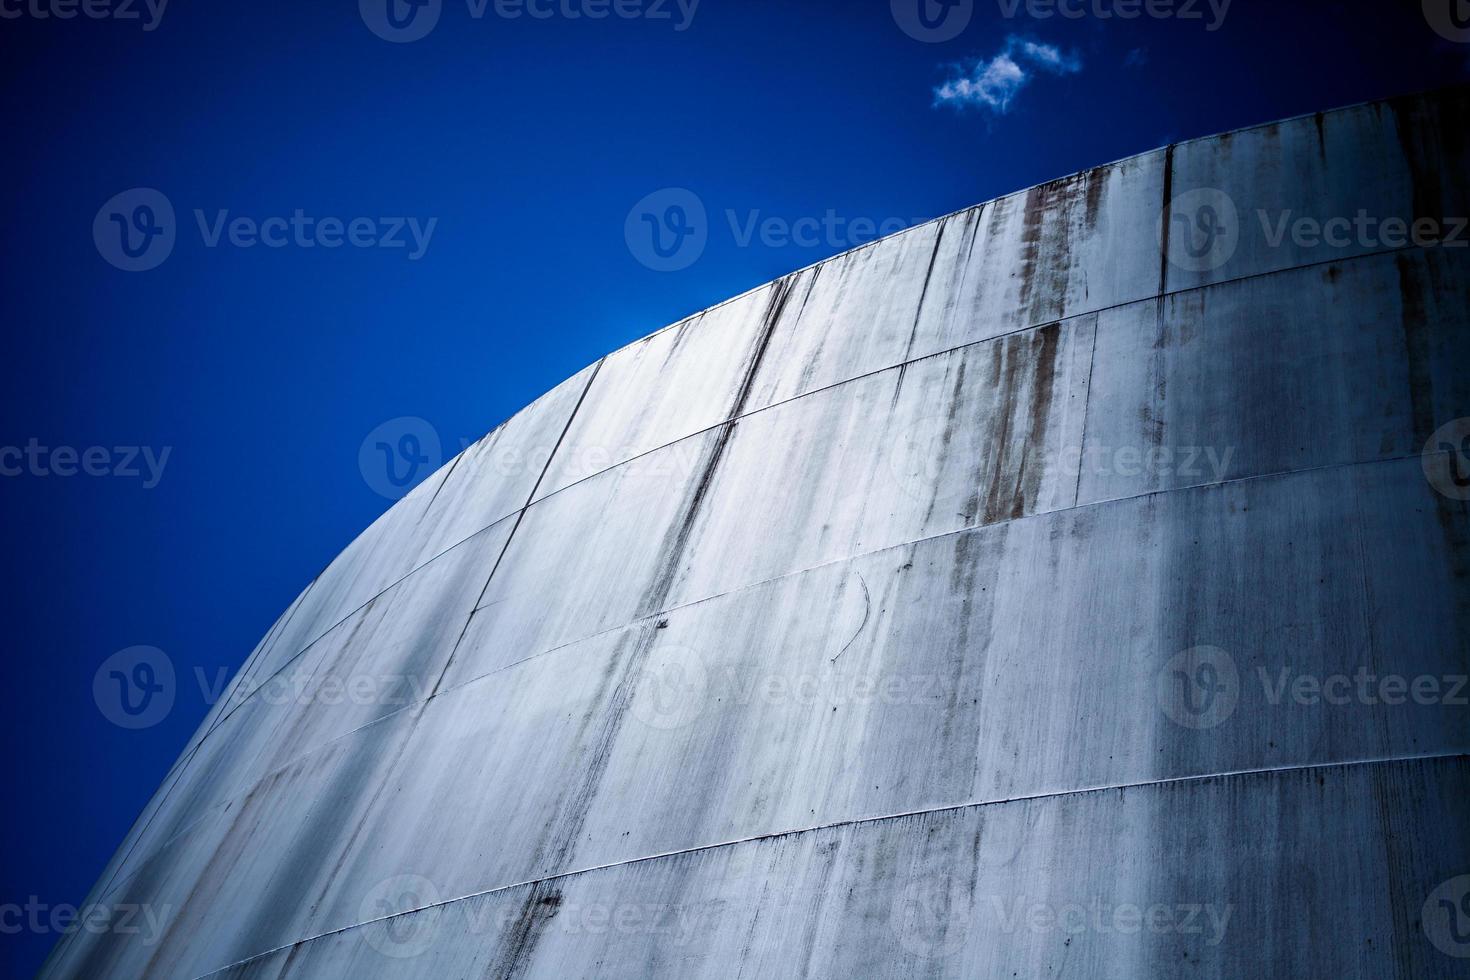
45, 86, 1470, 978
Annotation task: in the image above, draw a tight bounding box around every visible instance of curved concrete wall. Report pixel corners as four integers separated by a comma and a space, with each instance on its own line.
46, 87, 1470, 978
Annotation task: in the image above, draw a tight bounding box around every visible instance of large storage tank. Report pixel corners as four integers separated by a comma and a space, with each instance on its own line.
47, 87, 1470, 978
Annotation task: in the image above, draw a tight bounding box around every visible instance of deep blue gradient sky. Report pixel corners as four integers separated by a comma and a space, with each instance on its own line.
1, 0, 1463, 973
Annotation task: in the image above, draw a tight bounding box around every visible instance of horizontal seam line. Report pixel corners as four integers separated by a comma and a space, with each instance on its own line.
90, 520, 520, 900
193, 750, 1468, 979
589, 84, 1448, 347
165, 241, 1444, 776
118, 242, 1456, 894
525, 241, 1435, 511
187, 516, 517, 729
107, 446, 1457, 900
462, 445, 1445, 671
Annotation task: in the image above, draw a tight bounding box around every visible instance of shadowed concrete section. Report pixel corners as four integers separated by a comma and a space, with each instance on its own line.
44, 87, 1470, 979
198, 757, 1470, 979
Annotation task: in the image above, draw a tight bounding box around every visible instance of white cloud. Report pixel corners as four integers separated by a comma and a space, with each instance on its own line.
934, 36, 1083, 113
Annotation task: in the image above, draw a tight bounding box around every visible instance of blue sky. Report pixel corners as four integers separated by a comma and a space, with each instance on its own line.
1, 0, 1466, 973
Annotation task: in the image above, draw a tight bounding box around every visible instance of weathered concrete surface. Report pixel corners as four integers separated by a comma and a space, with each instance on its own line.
1166, 88, 1470, 292
199, 756, 1470, 980
44, 87, 1470, 979
1083, 247, 1470, 503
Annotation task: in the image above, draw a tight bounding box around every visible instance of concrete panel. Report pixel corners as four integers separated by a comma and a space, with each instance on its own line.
443, 316, 1093, 687
199, 757, 1469, 980
365, 464, 1455, 921
314, 461, 1463, 918
240, 360, 593, 689
90, 523, 512, 906
534, 284, 788, 500
1164, 89, 1470, 293
897, 150, 1164, 364
740, 220, 948, 406
50, 707, 427, 980
57, 453, 1463, 980
240, 482, 446, 685
407, 362, 598, 565
59, 585, 319, 925
540, 151, 1162, 506
1081, 247, 1470, 503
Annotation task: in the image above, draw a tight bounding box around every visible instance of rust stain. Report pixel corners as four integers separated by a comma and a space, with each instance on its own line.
1017, 176, 1084, 324
902, 219, 949, 364
1396, 253, 1435, 444
973, 322, 1062, 526
1389, 87, 1470, 225
523, 629, 644, 876
1158, 143, 1176, 296
1139, 298, 1171, 451
639, 274, 803, 618
482, 883, 563, 979
921, 356, 968, 529
1015, 187, 1046, 319
1084, 165, 1107, 231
